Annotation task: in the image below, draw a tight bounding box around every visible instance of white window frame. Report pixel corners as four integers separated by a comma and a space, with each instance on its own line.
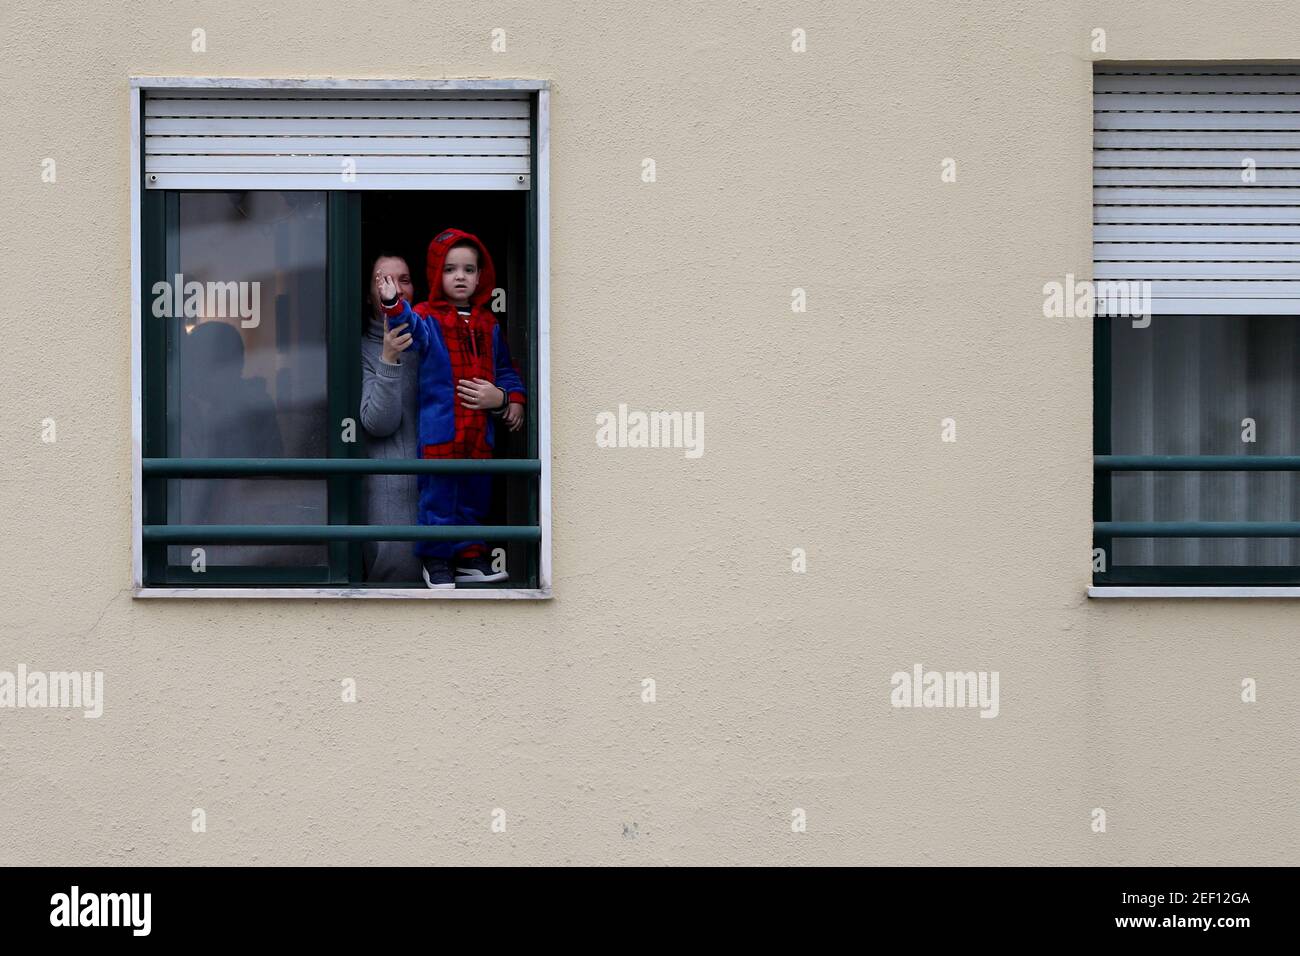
129, 77, 551, 599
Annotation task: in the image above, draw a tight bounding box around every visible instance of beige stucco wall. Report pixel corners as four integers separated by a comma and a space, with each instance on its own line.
1, 0, 1297, 866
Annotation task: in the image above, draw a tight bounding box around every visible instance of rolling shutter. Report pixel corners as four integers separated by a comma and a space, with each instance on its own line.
144, 89, 531, 191
1094, 65, 1300, 314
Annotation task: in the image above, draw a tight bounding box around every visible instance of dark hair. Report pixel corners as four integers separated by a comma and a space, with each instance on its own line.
448, 239, 481, 265
368, 249, 410, 278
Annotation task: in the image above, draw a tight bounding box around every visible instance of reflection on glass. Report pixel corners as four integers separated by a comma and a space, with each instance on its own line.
166, 191, 328, 569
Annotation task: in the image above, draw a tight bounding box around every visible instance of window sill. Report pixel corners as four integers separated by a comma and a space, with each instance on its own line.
134, 586, 551, 600
1089, 586, 1300, 599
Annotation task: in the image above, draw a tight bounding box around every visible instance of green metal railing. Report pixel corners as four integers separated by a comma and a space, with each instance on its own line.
143, 457, 542, 543
144, 525, 541, 543
144, 457, 541, 476
1095, 455, 1300, 538
1095, 455, 1300, 473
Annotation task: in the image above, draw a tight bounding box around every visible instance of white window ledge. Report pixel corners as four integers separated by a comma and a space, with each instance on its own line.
1089, 586, 1300, 599
135, 587, 551, 600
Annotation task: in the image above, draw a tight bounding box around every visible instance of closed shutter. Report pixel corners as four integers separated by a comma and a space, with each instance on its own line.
1094, 65, 1300, 314
144, 89, 531, 191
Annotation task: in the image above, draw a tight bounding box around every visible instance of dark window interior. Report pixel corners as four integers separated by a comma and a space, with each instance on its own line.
1098, 314, 1300, 584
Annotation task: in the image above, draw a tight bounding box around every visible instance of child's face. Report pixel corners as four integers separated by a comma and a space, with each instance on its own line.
371, 257, 413, 310
442, 246, 480, 305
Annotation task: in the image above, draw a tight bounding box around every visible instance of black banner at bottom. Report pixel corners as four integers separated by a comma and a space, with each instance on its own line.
0, 866, 1281, 941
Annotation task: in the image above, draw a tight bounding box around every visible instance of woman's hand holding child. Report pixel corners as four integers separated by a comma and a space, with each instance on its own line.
381, 323, 412, 365
457, 377, 524, 432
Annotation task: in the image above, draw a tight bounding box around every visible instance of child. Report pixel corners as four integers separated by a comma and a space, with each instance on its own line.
376, 229, 525, 588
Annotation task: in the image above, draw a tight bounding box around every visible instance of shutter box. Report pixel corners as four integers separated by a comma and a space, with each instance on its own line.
144, 89, 531, 191
1094, 65, 1300, 314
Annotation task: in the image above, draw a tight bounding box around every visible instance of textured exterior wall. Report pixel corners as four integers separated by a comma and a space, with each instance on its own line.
1, 0, 1297, 865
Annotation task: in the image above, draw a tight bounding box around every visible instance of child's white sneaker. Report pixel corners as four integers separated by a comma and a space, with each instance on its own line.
421, 558, 455, 589
454, 555, 508, 583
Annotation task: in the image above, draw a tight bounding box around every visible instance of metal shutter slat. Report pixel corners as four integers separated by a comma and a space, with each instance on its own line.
145, 136, 531, 156
146, 117, 529, 136
1096, 150, 1300, 167
1096, 243, 1300, 260
1096, 112, 1300, 131
1095, 131, 1300, 147
1096, 187, 1300, 204
1097, 93, 1300, 110
1096, 224, 1300, 240
1095, 169, 1300, 186
1094, 66, 1300, 313
144, 98, 530, 119
145, 173, 528, 190
145, 155, 530, 175
1094, 72, 1300, 94
1094, 207, 1300, 223
1096, 262, 1300, 278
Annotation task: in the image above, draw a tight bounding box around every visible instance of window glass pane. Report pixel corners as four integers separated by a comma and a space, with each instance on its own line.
1110, 314, 1300, 567
164, 191, 329, 569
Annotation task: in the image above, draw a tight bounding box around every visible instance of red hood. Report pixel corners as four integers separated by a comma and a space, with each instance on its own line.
425, 227, 496, 310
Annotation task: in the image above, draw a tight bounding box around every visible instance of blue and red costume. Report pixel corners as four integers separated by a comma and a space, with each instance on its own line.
381, 228, 526, 560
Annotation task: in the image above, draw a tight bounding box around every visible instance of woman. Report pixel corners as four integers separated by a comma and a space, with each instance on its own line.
359, 252, 423, 582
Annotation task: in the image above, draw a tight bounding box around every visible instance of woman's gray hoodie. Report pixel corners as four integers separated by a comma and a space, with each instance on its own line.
360, 315, 423, 582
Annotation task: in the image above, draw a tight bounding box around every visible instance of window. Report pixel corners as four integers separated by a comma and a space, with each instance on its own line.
1092, 64, 1300, 592
130, 79, 550, 597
